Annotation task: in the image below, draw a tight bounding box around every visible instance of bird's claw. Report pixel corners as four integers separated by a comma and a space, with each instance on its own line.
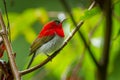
45, 53, 52, 62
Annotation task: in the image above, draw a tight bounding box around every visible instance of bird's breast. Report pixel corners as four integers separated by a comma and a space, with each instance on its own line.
36, 34, 64, 54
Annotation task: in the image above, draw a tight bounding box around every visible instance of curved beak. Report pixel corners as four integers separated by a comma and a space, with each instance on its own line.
61, 18, 68, 23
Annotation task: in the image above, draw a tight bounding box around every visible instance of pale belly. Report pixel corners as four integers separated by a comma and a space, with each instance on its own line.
36, 35, 64, 55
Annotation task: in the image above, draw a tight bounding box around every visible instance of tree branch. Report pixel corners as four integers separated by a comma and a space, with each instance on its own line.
101, 0, 112, 68
98, 0, 112, 80
3, 0, 11, 42
0, 11, 21, 80
60, 0, 100, 69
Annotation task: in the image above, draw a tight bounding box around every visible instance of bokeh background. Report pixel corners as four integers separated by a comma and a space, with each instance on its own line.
0, 0, 120, 80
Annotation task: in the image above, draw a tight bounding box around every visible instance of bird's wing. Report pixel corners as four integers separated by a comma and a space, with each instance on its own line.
29, 35, 55, 55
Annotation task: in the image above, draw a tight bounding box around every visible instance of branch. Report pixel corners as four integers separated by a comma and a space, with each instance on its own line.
3, 0, 11, 42
65, 14, 102, 79
0, 11, 21, 80
98, 0, 112, 79
60, 0, 100, 68
101, 0, 112, 69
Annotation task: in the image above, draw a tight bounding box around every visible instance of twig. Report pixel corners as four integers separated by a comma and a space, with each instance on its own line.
93, 0, 104, 9
3, 0, 11, 42
67, 15, 101, 79
98, 0, 112, 80
3, 0, 10, 29
69, 13, 103, 79
20, 21, 84, 76
60, 0, 100, 69
0, 11, 21, 80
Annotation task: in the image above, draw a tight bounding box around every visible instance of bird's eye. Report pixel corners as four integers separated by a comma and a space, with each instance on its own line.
54, 20, 60, 25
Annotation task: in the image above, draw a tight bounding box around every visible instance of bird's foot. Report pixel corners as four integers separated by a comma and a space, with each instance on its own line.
45, 53, 52, 62
45, 53, 50, 57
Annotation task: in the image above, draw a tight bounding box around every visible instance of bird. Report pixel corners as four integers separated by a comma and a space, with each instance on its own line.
27, 19, 65, 69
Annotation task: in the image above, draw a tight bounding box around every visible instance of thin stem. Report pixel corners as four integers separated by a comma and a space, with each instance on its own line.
97, 0, 112, 80
0, 11, 21, 80
60, 0, 100, 69
3, 0, 11, 42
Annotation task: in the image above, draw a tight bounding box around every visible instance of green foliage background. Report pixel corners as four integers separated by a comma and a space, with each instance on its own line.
0, 0, 120, 80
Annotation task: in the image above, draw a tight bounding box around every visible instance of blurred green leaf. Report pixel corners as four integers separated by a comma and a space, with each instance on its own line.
0, 0, 119, 80
81, 7, 101, 20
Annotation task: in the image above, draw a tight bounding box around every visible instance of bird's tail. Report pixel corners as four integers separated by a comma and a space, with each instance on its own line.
26, 52, 36, 69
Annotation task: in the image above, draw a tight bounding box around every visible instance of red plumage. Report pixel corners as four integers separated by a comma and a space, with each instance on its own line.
27, 20, 65, 68
38, 21, 64, 38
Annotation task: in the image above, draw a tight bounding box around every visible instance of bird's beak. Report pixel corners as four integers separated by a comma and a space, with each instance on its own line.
61, 18, 68, 23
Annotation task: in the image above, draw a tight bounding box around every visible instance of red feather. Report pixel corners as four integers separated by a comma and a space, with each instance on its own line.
38, 21, 64, 38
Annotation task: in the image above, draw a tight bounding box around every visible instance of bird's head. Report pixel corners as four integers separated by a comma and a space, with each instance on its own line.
38, 20, 66, 38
